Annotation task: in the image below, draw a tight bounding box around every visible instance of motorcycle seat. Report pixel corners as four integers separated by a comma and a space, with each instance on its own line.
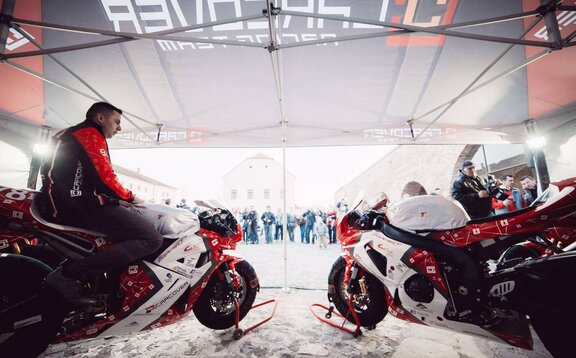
30, 195, 105, 237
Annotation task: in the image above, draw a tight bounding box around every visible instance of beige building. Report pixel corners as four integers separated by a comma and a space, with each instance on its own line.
114, 165, 177, 204
223, 154, 295, 213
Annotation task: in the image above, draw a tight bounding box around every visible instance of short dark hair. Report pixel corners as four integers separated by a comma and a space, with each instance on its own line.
520, 175, 535, 182
86, 102, 122, 122
499, 174, 513, 181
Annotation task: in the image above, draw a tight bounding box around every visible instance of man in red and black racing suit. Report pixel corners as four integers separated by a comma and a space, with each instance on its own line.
41, 102, 163, 306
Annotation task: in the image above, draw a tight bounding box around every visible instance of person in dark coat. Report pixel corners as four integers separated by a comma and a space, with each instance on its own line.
261, 206, 275, 244
305, 210, 316, 244
247, 206, 259, 244
451, 160, 494, 219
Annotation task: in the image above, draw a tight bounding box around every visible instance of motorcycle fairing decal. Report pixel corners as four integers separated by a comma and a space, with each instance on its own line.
400, 247, 449, 299
154, 232, 209, 279
53, 260, 164, 343
96, 261, 191, 336
384, 288, 423, 324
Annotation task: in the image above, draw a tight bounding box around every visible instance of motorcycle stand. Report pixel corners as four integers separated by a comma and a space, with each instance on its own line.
309, 294, 363, 337
231, 297, 278, 340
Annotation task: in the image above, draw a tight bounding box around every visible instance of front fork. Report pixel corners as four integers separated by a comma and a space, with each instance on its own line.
217, 260, 240, 293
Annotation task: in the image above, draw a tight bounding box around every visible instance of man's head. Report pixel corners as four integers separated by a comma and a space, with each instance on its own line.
520, 175, 537, 190
86, 102, 123, 139
266, 205, 271, 211
460, 160, 476, 177
499, 174, 515, 187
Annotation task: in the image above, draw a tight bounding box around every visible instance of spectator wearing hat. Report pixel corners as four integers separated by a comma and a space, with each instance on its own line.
451, 160, 493, 219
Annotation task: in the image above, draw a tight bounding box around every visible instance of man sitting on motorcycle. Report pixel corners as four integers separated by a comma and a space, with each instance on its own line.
40, 102, 163, 306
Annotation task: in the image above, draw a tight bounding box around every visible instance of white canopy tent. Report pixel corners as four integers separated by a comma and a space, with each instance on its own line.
1, 0, 575, 289
1, 0, 575, 150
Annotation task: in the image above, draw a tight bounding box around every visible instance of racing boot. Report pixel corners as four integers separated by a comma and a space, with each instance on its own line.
44, 267, 98, 307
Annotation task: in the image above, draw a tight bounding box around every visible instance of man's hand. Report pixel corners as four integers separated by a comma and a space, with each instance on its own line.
478, 190, 489, 198
502, 199, 511, 206
131, 195, 145, 204
120, 195, 144, 207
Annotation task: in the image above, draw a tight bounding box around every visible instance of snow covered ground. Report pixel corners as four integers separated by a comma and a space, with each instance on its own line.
41, 242, 552, 358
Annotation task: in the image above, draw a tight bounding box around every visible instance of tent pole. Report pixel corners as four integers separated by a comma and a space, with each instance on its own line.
6, 13, 266, 59
0, 0, 16, 55
26, 126, 51, 190
525, 120, 550, 193
264, 0, 289, 292
412, 16, 544, 139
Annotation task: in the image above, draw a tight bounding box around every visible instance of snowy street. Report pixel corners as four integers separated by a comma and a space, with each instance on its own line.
41, 242, 552, 357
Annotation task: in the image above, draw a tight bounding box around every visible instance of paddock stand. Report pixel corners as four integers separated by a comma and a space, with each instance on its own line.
231, 297, 278, 340
309, 294, 363, 337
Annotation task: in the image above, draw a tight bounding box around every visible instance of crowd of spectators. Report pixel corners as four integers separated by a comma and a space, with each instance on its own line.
161, 166, 540, 247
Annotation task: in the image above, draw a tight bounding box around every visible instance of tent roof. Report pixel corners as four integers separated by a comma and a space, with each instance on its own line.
1, 0, 575, 150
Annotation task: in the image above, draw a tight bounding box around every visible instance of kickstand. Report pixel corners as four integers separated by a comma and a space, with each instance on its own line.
232, 297, 278, 339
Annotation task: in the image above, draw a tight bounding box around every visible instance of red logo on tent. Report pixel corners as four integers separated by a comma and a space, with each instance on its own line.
387, 0, 459, 47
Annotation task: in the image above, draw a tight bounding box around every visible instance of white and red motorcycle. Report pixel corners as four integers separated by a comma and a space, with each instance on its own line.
0, 186, 260, 357
326, 178, 576, 358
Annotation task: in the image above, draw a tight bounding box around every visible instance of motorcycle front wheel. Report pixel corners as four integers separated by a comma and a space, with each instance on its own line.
327, 256, 387, 327
193, 260, 258, 330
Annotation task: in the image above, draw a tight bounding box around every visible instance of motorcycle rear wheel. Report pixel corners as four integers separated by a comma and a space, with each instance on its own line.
0, 254, 60, 358
327, 256, 387, 327
531, 312, 573, 358
193, 260, 258, 330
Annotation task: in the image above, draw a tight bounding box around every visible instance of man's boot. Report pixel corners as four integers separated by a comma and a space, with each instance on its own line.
44, 267, 98, 307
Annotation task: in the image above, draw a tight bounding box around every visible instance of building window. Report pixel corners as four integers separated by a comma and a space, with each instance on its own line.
247, 189, 254, 200
264, 189, 270, 199
280, 189, 284, 199
231, 189, 237, 200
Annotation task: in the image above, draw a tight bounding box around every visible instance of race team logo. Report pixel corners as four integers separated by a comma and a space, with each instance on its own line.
5, 28, 34, 52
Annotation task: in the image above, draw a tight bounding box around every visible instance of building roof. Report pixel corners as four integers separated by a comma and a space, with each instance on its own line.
223, 153, 295, 178
113, 165, 177, 189
247, 153, 273, 160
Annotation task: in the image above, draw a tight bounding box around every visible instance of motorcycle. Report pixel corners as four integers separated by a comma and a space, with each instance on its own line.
327, 178, 576, 358
0, 186, 260, 358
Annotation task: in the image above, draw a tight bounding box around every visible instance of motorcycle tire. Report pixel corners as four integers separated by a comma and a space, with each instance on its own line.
0, 254, 61, 358
193, 260, 258, 330
327, 256, 387, 327
531, 312, 573, 358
